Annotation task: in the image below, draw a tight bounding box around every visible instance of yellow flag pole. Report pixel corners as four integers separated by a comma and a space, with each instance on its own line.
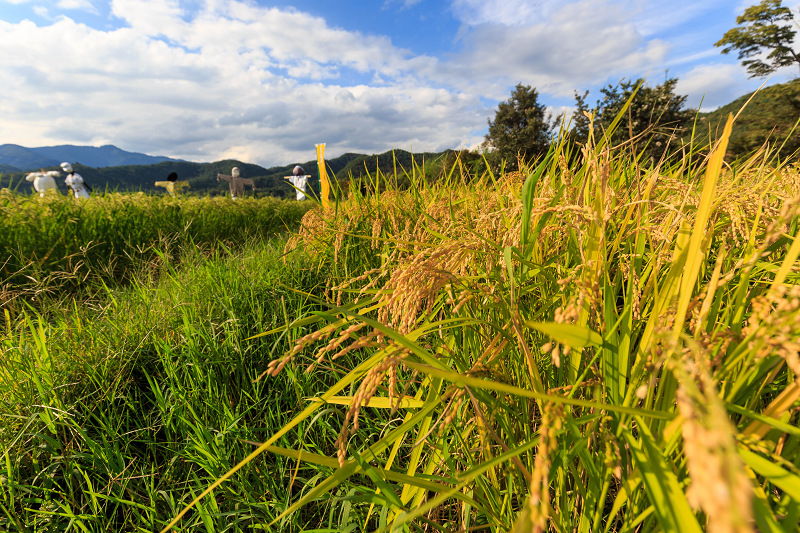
315, 143, 330, 210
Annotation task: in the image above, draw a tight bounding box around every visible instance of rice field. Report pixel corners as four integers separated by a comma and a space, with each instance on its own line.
0, 191, 313, 309
2, 120, 800, 532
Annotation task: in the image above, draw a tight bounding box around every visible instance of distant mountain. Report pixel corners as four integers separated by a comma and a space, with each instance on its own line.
0, 163, 22, 173
0, 145, 60, 170
0, 143, 182, 171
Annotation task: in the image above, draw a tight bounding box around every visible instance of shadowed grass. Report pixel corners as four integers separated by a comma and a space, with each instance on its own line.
1, 237, 387, 532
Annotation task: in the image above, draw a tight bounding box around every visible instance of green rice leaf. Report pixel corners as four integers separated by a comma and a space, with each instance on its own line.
623, 418, 702, 533
526, 321, 603, 348
740, 448, 800, 501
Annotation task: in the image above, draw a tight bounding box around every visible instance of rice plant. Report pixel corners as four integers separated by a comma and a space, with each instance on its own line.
168, 118, 800, 532
3, 118, 800, 532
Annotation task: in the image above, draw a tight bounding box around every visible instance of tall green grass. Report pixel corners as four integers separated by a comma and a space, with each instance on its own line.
1, 238, 374, 532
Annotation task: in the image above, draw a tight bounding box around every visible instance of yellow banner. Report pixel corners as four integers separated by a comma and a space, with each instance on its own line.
315, 143, 330, 210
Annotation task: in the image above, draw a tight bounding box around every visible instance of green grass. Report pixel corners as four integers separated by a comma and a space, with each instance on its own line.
1, 238, 383, 532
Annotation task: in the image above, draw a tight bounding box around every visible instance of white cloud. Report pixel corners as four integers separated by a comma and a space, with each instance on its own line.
676, 63, 760, 111
444, 0, 792, 112
0, 0, 488, 165
0, 1, 477, 165
450, 0, 567, 26
632, 0, 725, 37
442, 0, 670, 98
677, 62, 797, 111
665, 48, 721, 67
57, 0, 98, 13
383, 0, 424, 8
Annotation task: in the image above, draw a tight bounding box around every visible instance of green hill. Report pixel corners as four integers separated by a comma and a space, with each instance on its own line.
696, 78, 800, 160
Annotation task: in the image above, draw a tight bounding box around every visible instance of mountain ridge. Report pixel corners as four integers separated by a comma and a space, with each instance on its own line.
0, 145, 60, 170
0, 143, 182, 170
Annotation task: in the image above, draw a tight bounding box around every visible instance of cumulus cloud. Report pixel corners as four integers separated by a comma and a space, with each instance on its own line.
676, 62, 797, 111
0, 0, 460, 165
677, 63, 750, 110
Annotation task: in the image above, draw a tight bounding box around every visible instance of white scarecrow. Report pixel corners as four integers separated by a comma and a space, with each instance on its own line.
61, 162, 90, 199
285, 165, 310, 200
25, 170, 61, 197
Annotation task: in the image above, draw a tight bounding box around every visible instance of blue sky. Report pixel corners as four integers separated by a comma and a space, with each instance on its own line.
1, 0, 798, 166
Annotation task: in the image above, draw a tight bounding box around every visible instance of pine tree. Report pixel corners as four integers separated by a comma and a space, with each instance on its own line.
485, 84, 553, 168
